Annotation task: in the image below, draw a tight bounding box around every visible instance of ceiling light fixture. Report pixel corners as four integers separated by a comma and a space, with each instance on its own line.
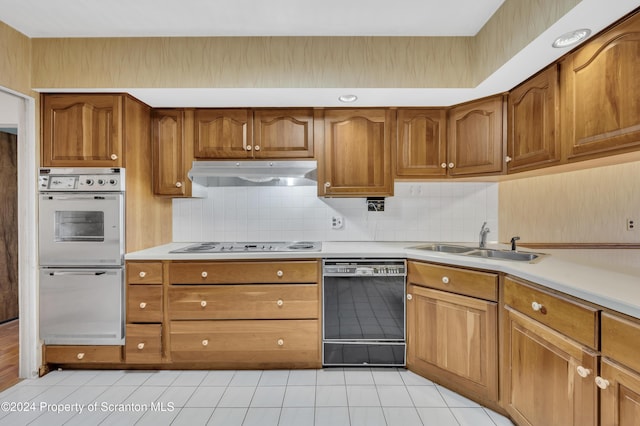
552, 29, 591, 48
338, 94, 358, 103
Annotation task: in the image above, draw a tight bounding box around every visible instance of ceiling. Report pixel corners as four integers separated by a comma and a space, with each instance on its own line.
0, 0, 506, 37
2, 0, 640, 107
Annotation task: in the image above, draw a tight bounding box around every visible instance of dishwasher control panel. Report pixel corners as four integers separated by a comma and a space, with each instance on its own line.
323, 260, 406, 277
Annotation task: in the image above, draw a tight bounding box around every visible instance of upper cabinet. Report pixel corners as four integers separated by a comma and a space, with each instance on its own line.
447, 95, 505, 177
193, 108, 314, 159
151, 109, 193, 197
42, 94, 124, 167
507, 65, 561, 173
560, 12, 640, 161
318, 109, 394, 197
395, 109, 447, 178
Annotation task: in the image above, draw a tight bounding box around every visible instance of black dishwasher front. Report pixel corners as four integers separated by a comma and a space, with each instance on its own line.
322, 259, 406, 367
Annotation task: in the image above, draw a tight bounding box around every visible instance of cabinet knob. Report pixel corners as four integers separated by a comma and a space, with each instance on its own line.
505, 156, 513, 163
576, 366, 592, 378
202, 339, 209, 347
448, 162, 455, 169
276, 270, 284, 277
324, 182, 331, 188
276, 299, 284, 307
595, 376, 610, 390
139, 302, 147, 309
175, 182, 183, 188
442, 276, 450, 284
76, 352, 85, 360
246, 145, 253, 151
137, 343, 145, 350
201, 271, 208, 278
254, 145, 260, 151
200, 300, 207, 308
441, 163, 447, 169
277, 339, 284, 346
531, 301, 546, 314
407, 294, 413, 300
138, 271, 146, 278
110, 154, 118, 161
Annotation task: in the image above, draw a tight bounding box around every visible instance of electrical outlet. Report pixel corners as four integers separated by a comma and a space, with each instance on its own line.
332, 216, 344, 229
627, 218, 636, 231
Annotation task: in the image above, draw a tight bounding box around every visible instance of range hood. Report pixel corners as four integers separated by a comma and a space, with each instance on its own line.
188, 160, 318, 191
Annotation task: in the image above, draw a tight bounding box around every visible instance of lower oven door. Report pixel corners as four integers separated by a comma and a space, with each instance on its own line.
323, 264, 406, 367
39, 268, 124, 345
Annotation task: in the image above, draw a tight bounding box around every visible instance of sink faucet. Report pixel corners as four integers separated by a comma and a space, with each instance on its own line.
510, 236, 521, 251
479, 222, 490, 248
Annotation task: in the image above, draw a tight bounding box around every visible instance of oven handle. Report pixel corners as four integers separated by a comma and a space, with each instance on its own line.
47, 271, 112, 276
43, 195, 119, 201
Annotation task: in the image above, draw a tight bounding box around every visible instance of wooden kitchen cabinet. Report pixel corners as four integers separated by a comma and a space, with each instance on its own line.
44, 345, 122, 364
395, 109, 448, 178
318, 109, 394, 196
560, 12, 640, 161
447, 95, 505, 176
151, 109, 193, 196
507, 64, 561, 172
42, 94, 125, 167
407, 261, 499, 407
194, 109, 252, 158
503, 276, 598, 426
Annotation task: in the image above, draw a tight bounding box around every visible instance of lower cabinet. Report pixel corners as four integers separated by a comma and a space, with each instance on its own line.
406, 261, 499, 407
125, 324, 163, 364
44, 345, 122, 364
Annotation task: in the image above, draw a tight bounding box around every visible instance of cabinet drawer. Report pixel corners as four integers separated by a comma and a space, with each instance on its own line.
128, 262, 163, 284
127, 285, 163, 323
169, 261, 318, 284
168, 284, 318, 320
170, 320, 320, 364
125, 324, 163, 364
45, 345, 122, 364
504, 277, 599, 348
408, 261, 498, 301
601, 312, 640, 373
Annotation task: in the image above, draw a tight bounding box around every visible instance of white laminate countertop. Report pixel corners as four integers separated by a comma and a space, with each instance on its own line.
126, 241, 640, 320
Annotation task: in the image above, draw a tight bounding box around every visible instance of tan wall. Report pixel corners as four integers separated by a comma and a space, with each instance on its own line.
498, 161, 640, 244
0, 21, 31, 95
29, 0, 572, 90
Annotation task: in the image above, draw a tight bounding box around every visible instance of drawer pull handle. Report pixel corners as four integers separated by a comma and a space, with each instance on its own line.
407, 294, 413, 300
531, 302, 546, 314
276, 270, 284, 277
576, 366, 592, 378
277, 339, 284, 346
139, 271, 146, 278
76, 352, 85, 360
441, 276, 450, 284
202, 339, 209, 347
139, 302, 147, 309
276, 299, 284, 307
201, 271, 208, 278
110, 154, 118, 161
137, 343, 145, 350
595, 376, 610, 390
200, 300, 207, 308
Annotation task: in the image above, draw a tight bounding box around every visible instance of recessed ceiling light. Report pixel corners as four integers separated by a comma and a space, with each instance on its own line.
552, 29, 591, 48
338, 94, 358, 103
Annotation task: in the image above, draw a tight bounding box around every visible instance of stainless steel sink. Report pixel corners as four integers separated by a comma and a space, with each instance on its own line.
409, 243, 545, 263
411, 244, 475, 254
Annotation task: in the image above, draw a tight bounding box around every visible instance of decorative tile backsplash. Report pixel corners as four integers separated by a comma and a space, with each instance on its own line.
173, 182, 498, 243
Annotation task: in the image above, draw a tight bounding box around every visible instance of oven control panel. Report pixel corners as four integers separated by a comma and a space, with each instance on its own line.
38, 168, 125, 192
323, 260, 406, 277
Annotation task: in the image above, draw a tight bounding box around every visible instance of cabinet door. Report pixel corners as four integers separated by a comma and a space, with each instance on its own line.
561, 13, 640, 160
599, 358, 640, 426
507, 65, 560, 172
503, 307, 598, 426
447, 96, 504, 176
42, 94, 123, 167
407, 284, 498, 403
396, 109, 447, 177
253, 109, 314, 158
320, 109, 394, 196
193, 109, 252, 158
152, 109, 188, 196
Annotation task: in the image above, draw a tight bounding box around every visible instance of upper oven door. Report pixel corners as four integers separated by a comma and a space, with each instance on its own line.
39, 193, 124, 266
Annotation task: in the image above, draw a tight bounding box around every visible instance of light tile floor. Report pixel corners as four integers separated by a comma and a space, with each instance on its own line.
0, 368, 515, 426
